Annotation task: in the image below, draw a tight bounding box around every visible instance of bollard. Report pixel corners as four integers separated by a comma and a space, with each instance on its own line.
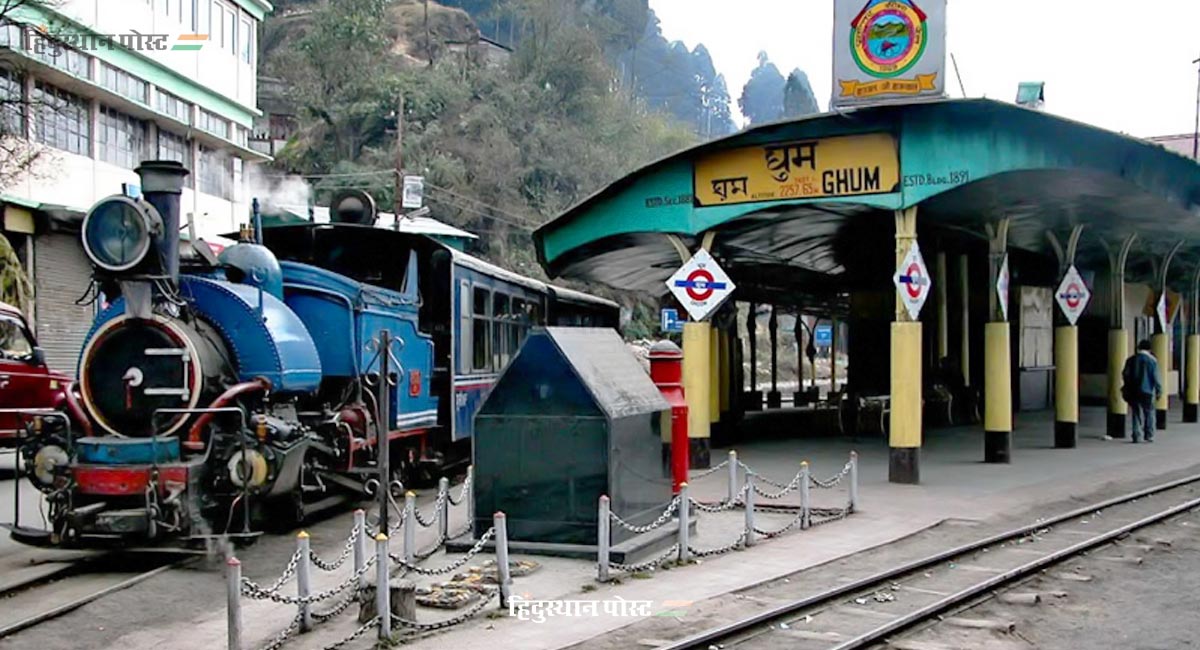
800, 462, 811, 530
494, 512, 511, 609
466, 465, 475, 533
727, 450, 738, 504
849, 451, 859, 513
597, 495, 611, 582
743, 475, 756, 548
678, 482, 690, 563
404, 491, 416, 565
353, 510, 367, 590
438, 477, 450, 541
227, 556, 242, 650
297, 531, 312, 632
376, 533, 391, 640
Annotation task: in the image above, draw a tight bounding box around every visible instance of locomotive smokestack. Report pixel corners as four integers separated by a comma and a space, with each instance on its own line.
135, 160, 190, 284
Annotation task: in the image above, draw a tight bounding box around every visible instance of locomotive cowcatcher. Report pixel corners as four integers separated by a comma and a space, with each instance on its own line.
12, 161, 617, 548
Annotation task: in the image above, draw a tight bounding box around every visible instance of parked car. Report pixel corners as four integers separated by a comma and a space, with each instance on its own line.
0, 302, 71, 445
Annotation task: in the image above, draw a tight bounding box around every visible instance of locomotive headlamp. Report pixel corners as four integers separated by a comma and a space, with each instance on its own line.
81, 195, 163, 272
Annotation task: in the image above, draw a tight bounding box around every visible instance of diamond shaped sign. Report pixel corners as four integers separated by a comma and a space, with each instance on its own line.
892, 240, 930, 320
996, 253, 1010, 321
1055, 265, 1090, 325
666, 249, 736, 322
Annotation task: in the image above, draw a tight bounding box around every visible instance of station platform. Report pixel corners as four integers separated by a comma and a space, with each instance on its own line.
383, 404, 1200, 650
44, 405, 1200, 650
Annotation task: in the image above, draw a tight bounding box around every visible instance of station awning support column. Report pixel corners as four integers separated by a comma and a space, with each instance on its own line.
1106, 235, 1136, 438
746, 304, 761, 411
937, 251, 949, 363
959, 254, 970, 388
670, 232, 713, 468
1049, 225, 1085, 449
831, 316, 841, 394
984, 218, 1013, 464
1187, 268, 1200, 423
1153, 241, 1183, 430
767, 307, 781, 408
890, 207, 922, 484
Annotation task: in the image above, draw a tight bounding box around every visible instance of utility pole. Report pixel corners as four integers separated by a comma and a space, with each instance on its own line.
1192, 55, 1199, 161
393, 94, 404, 230
424, 0, 433, 66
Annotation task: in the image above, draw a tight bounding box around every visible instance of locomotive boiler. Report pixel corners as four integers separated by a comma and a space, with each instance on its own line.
14, 161, 618, 548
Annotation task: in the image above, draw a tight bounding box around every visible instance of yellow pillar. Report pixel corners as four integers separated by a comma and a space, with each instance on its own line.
1054, 326, 1078, 448
682, 322, 711, 467
1186, 334, 1200, 423
983, 219, 1012, 464
984, 323, 1012, 462
1107, 329, 1128, 436
709, 326, 720, 423
718, 329, 731, 415
889, 207, 921, 484
1153, 332, 1169, 430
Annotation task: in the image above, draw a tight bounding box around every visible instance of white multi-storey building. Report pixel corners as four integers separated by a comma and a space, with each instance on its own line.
0, 0, 272, 371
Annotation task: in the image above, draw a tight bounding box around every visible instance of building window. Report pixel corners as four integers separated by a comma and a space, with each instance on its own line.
157, 129, 192, 168
29, 39, 90, 78
32, 81, 90, 156
240, 19, 252, 63
197, 108, 229, 139
226, 8, 236, 55
156, 90, 190, 124
99, 62, 148, 104
98, 106, 147, 169
0, 67, 23, 136
0, 22, 22, 48
198, 145, 232, 199
233, 124, 248, 147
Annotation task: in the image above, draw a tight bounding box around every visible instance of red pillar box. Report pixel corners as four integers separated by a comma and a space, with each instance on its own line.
649, 340, 689, 493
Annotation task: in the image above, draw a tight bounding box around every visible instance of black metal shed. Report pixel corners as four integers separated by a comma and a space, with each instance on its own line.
473, 327, 671, 546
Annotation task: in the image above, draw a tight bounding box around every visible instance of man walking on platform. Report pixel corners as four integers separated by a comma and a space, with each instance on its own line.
1122, 339, 1162, 443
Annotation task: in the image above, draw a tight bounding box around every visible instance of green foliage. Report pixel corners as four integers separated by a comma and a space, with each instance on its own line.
267, 0, 694, 307
741, 53, 819, 125
0, 233, 32, 316
783, 69, 819, 119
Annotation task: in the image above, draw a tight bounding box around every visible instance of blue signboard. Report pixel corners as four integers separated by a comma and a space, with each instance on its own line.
814, 324, 833, 347
661, 308, 684, 333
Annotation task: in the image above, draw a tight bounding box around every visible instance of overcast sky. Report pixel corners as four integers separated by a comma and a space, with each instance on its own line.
649, 0, 1200, 137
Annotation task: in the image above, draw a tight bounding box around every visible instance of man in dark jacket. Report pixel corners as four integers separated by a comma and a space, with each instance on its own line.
1122, 339, 1162, 443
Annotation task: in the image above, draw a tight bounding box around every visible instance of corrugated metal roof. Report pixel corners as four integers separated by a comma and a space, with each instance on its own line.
276, 205, 478, 240
544, 327, 667, 420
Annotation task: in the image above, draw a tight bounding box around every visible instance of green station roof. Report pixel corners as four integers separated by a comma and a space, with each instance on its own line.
534, 99, 1200, 308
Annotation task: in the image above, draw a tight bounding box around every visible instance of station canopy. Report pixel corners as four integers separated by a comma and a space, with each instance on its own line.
533, 99, 1200, 312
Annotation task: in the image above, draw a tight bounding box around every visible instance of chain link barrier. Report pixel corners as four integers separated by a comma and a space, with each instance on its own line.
447, 473, 472, 506
319, 617, 378, 650
413, 489, 445, 528
391, 588, 497, 632
809, 461, 853, 489
688, 530, 749, 558
607, 543, 680, 573
241, 557, 376, 605
391, 526, 496, 576
608, 496, 680, 534
688, 484, 749, 513
255, 613, 302, 650
309, 525, 360, 572
688, 457, 730, 480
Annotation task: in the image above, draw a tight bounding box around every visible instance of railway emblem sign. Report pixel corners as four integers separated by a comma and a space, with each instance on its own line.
996, 254, 1010, 322
667, 249, 736, 322
1055, 265, 1090, 325
1156, 292, 1169, 332
833, 0, 946, 108
892, 240, 930, 320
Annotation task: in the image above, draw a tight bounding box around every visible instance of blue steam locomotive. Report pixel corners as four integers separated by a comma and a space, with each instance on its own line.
16, 161, 617, 547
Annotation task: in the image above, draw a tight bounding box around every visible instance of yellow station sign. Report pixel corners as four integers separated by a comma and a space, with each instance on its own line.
693, 133, 899, 207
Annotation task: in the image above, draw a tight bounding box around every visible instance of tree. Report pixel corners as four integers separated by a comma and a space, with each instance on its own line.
738, 51, 786, 125
782, 68, 819, 118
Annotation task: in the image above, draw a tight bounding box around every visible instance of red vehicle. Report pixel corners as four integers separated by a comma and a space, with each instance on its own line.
0, 302, 71, 444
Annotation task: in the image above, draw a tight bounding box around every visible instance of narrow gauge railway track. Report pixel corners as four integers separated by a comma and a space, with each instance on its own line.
0, 551, 192, 639
657, 473, 1200, 650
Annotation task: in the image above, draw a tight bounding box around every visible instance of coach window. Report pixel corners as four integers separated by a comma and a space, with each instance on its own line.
512, 298, 528, 350
492, 293, 510, 369
472, 287, 490, 372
